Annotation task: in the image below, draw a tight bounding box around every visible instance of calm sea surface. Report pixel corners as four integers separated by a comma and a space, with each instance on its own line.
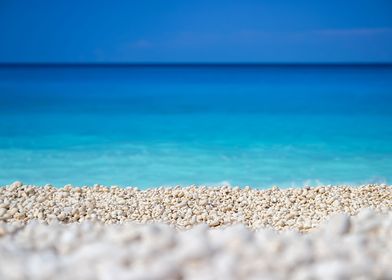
1, 64, 392, 188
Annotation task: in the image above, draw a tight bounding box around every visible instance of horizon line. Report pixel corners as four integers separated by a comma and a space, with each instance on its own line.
1, 62, 392, 67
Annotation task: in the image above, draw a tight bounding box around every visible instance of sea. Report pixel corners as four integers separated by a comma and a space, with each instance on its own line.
0, 64, 392, 189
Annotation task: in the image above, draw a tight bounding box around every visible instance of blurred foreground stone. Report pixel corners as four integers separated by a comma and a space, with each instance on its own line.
0, 209, 391, 280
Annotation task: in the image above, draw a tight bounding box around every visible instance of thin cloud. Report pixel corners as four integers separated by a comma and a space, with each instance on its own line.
127, 39, 153, 49
310, 28, 392, 37
236, 28, 392, 40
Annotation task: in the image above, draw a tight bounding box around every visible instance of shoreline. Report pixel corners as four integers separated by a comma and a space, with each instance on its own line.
1, 182, 391, 231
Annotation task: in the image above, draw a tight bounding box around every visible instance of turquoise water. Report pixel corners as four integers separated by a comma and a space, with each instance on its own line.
1, 64, 392, 188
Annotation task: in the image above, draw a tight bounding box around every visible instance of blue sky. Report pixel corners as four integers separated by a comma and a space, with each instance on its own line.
1, 0, 392, 63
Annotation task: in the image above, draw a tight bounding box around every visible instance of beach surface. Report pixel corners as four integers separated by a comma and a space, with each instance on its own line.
1, 182, 391, 279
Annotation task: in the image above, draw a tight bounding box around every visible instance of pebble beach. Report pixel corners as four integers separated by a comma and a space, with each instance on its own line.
1, 182, 392, 279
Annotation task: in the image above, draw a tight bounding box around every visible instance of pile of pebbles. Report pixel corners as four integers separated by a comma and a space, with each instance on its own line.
1, 181, 391, 231
0, 182, 391, 279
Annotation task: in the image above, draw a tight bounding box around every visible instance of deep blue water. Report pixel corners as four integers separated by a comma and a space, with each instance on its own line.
1, 64, 392, 188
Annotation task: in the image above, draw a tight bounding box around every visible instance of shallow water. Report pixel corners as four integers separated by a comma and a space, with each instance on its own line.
1, 64, 392, 188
